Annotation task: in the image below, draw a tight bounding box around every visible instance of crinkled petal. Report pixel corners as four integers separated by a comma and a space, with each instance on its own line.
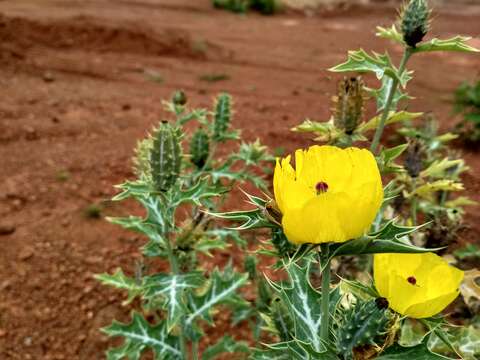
282, 192, 349, 244
274, 156, 313, 214
404, 291, 460, 319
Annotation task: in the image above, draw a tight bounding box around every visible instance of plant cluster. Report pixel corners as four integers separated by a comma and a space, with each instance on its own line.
453, 79, 480, 144
97, 91, 273, 359
212, 0, 280, 15
98, 1, 480, 359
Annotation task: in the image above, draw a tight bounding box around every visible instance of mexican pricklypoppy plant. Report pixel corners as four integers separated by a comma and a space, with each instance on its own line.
274, 145, 383, 244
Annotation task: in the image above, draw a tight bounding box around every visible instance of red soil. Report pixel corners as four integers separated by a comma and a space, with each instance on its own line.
0, 0, 479, 359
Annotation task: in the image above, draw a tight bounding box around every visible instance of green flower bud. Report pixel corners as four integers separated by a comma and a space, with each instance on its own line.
172, 90, 187, 106
149, 121, 182, 191
336, 298, 392, 358
401, 0, 430, 48
189, 128, 210, 169
213, 93, 232, 142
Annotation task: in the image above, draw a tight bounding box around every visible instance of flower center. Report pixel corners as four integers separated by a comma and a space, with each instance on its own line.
315, 181, 329, 194
407, 276, 417, 285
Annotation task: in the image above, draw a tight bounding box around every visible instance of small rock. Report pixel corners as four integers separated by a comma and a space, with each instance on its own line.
43, 71, 55, 83
24, 126, 38, 141
24, 336, 33, 346
0, 224, 15, 236
18, 247, 34, 261
121, 104, 131, 111
0, 329, 7, 337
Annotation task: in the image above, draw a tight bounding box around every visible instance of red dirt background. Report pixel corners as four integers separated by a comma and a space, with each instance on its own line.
0, 0, 479, 359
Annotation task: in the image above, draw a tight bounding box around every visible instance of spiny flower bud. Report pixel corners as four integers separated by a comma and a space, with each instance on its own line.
401, 0, 430, 48
336, 299, 392, 358
150, 121, 182, 192
213, 93, 232, 142
172, 90, 187, 106
189, 128, 210, 169
333, 77, 364, 135
404, 139, 423, 178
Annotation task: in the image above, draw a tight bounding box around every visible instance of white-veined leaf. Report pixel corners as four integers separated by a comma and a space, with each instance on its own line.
142, 272, 205, 331
103, 312, 181, 360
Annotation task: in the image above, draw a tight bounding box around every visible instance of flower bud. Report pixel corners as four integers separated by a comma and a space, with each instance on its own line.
213, 93, 232, 142
189, 128, 210, 169
172, 90, 187, 106
150, 121, 182, 191
404, 139, 423, 178
333, 77, 364, 135
401, 0, 430, 48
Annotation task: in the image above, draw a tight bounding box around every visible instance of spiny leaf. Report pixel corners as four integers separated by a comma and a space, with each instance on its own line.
103, 312, 181, 360
358, 111, 422, 132
269, 262, 325, 352
202, 336, 249, 360
377, 340, 454, 359
171, 177, 226, 207
142, 272, 205, 331
376, 25, 404, 44
413, 36, 480, 53
106, 215, 166, 247
95, 269, 141, 304
112, 180, 154, 201
414, 180, 464, 198
370, 219, 426, 240
329, 220, 438, 257
329, 49, 412, 87
419, 158, 463, 179
252, 340, 337, 360
185, 268, 249, 327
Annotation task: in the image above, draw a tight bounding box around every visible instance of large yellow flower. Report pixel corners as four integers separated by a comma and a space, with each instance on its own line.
374, 253, 464, 318
273, 145, 383, 244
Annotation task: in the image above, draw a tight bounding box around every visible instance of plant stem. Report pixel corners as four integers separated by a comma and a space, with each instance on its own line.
411, 177, 418, 226
164, 237, 188, 359
370, 48, 412, 154
319, 244, 331, 344
192, 340, 199, 360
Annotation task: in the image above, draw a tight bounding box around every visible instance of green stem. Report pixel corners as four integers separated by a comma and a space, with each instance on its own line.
370, 48, 412, 154
192, 340, 199, 360
164, 237, 188, 359
411, 177, 418, 226
319, 244, 331, 344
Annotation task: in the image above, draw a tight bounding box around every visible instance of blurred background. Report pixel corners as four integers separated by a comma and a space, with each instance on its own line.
0, 0, 479, 359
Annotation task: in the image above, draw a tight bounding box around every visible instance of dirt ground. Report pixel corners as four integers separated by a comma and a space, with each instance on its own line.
0, 0, 479, 359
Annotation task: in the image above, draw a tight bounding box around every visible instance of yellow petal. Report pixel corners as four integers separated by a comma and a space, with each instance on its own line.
374, 253, 392, 299
387, 272, 428, 315
404, 290, 460, 318
273, 156, 313, 214
282, 191, 352, 244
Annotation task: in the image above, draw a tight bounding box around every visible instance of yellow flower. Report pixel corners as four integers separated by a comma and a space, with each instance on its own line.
374, 253, 464, 318
273, 145, 383, 244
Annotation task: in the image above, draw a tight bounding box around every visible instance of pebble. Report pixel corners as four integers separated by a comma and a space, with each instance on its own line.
18, 247, 34, 261
43, 71, 55, 83
0, 224, 16, 235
